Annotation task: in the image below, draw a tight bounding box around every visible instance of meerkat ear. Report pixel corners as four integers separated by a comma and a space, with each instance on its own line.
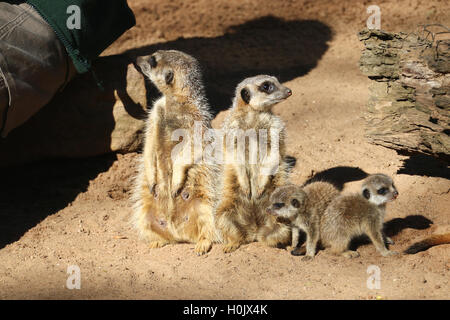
165, 70, 174, 84
240, 88, 251, 104
291, 199, 300, 208
363, 188, 370, 199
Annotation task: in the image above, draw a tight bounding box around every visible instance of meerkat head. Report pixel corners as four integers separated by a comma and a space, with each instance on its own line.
234, 75, 292, 111
266, 184, 308, 221
136, 50, 204, 98
361, 173, 399, 206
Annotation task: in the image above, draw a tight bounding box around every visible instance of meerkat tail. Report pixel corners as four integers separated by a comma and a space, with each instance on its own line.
404, 233, 450, 254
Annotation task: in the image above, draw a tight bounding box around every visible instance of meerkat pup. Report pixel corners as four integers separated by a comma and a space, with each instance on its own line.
132, 50, 218, 254
267, 174, 399, 259
266, 181, 340, 260
214, 75, 293, 253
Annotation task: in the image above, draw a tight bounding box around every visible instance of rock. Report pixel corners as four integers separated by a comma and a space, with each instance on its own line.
0, 55, 148, 167
358, 28, 450, 161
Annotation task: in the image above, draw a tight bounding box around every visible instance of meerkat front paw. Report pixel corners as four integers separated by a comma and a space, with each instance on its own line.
385, 236, 395, 245
148, 183, 157, 196
148, 183, 159, 199
149, 241, 168, 249
241, 185, 251, 199
291, 247, 306, 256
255, 187, 267, 200
301, 255, 314, 261
171, 185, 183, 199
194, 239, 212, 255
223, 242, 240, 253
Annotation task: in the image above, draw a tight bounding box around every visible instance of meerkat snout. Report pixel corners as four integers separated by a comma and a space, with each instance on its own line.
136, 54, 157, 69
266, 202, 286, 215
267, 185, 307, 220
136, 50, 197, 90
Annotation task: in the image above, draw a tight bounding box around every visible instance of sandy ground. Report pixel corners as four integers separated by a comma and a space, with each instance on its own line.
0, 0, 449, 299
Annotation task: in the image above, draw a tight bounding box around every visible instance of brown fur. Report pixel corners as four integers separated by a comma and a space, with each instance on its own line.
268, 174, 399, 259
214, 75, 293, 253
320, 174, 399, 258
132, 50, 219, 254
267, 182, 340, 260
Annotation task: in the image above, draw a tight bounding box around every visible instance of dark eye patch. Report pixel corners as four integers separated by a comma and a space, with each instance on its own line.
165, 70, 174, 84
240, 88, 251, 104
150, 55, 157, 68
377, 187, 388, 195
273, 202, 285, 209
259, 81, 275, 94
291, 199, 300, 208
363, 188, 370, 199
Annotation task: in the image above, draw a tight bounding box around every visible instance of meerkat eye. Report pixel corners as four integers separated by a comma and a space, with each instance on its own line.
149, 55, 157, 68
165, 70, 174, 84
291, 199, 300, 208
377, 187, 388, 195
259, 81, 275, 94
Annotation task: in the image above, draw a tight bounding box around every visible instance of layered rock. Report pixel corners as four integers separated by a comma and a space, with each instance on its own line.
358, 28, 449, 161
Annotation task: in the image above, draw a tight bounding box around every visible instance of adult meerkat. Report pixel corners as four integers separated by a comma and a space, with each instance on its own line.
132, 50, 218, 254
266, 181, 340, 260
214, 75, 293, 253
267, 174, 399, 259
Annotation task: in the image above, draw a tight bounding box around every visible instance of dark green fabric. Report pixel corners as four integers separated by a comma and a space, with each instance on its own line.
26, 0, 135, 73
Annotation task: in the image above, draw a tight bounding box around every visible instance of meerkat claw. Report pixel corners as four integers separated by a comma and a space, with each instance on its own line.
194, 240, 212, 255
223, 243, 240, 253
149, 241, 168, 249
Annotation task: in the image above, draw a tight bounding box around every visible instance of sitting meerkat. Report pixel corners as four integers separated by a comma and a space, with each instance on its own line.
267, 174, 399, 259
132, 50, 219, 254
266, 181, 340, 260
214, 75, 293, 253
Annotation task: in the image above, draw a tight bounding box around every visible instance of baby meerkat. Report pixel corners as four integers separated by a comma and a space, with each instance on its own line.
267, 174, 399, 259
321, 174, 399, 258
214, 75, 293, 253
132, 50, 218, 254
266, 181, 340, 260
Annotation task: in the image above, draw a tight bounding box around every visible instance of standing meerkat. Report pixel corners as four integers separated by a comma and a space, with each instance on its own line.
132, 50, 219, 254
267, 174, 399, 259
266, 181, 340, 260
214, 75, 293, 253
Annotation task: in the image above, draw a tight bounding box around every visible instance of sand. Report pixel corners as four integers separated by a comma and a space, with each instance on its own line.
0, 0, 448, 299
